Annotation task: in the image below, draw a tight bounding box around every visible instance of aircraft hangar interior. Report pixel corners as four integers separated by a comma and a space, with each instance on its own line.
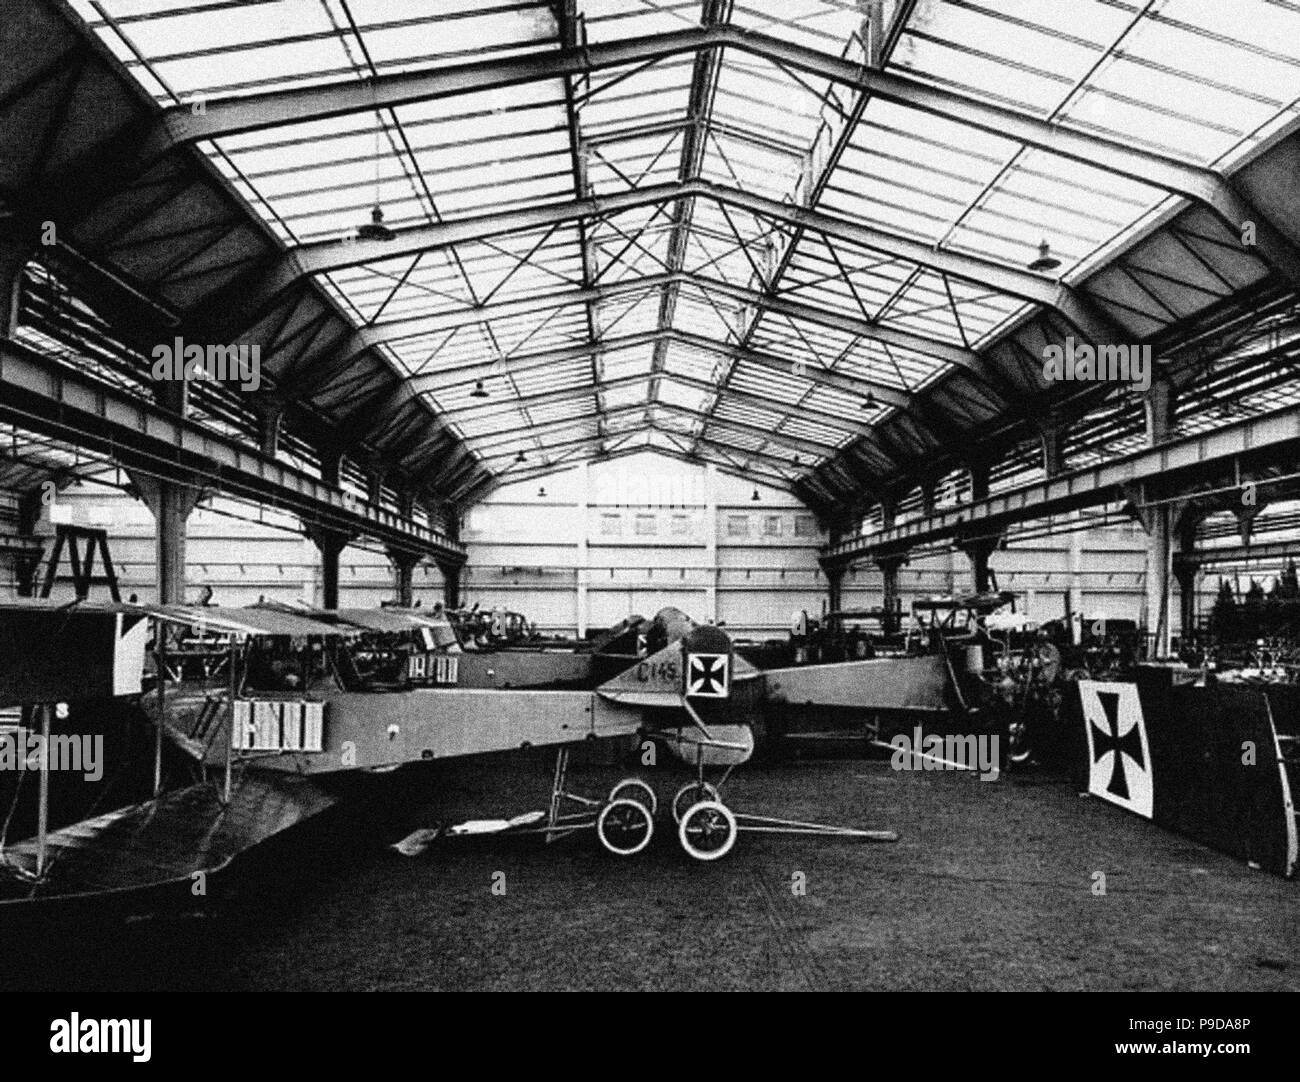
0, 0, 1296, 1021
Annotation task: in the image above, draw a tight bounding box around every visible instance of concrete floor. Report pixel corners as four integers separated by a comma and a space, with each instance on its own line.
1, 757, 1296, 991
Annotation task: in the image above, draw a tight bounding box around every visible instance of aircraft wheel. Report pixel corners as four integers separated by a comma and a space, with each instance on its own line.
608, 777, 657, 816
596, 799, 654, 857
1007, 715, 1033, 765
671, 781, 720, 824
678, 801, 737, 862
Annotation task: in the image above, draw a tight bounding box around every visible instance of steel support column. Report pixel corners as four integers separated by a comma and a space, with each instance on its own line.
129, 472, 203, 604
307, 526, 354, 610
436, 558, 462, 609
387, 547, 421, 608
876, 553, 908, 633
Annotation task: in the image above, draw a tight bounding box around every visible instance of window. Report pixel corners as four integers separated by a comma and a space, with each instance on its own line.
634, 513, 656, 536
726, 515, 749, 538
763, 515, 782, 537
670, 514, 690, 536
600, 514, 621, 537
794, 515, 818, 538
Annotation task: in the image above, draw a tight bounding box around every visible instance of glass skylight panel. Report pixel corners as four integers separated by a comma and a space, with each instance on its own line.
351, 1, 557, 70
601, 383, 649, 411
584, 131, 685, 195
701, 134, 803, 203
707, 55, 833, 173
75, 0, 558, 102
595, 289, 663, 338
661, 341, 725, 384
579, 60, 694, 135
671, 291, 736, 342
589, 212, 675, 281
728, 362, 810, 406
581, 0, 700, 43
838, 339, 937, 388
780, 413, 854, 450
730, 0, 867, 56
657, 380, 713, 415
599, 343, 655, 381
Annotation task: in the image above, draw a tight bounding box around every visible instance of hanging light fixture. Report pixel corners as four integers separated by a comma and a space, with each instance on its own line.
356, 204, 394, 242
355, 116, 395, 242
538, 485, 547, 498
1027, 239, 1061, 272
470, 379, 489, 399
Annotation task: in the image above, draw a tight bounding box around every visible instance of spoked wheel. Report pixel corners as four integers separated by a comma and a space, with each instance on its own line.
678, 800, 738, 862
608, 777, 657, 816
596, 798, 654, 857
671, 781, 720, 824
1007, 715, 1033, 765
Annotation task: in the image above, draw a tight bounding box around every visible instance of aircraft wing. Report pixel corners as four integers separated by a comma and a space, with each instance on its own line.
762, 654, 951, 713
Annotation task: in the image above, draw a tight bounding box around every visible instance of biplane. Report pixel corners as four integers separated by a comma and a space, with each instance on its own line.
0, 600, 901, 904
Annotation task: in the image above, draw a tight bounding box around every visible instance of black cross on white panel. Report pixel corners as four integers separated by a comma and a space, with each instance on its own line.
686, 653, 729, 698
1080, 681, 1153, 819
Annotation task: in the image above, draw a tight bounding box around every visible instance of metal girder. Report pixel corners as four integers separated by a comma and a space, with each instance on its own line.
1196, 540, 1300, 567
446, 364, 876, 441
461, 438, 787, 505
443, 372, 649, 422
683, 431, 798, 474
408, 326, 913, 407
821, 404, 1300, 568
476, 429, 610, 463
466, 410, 624, 455
452, 377, 845, 458
0, 337, 466, 563
151, 25, 1236, 210
260, 180, 1118, 342
646, 430, 796, 487
651, 402, 837, 458
142, 23, 1300, 285
647, 0, 730, 405
237, 181, 683, 316
314, 268, 983, 385
146, 29, 748, 149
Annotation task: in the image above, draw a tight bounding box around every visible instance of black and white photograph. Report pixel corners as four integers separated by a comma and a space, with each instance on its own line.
0, 0, 1295, 1046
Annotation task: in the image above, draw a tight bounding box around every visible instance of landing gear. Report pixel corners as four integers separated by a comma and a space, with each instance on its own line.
596, 798, 654, 856
427, 746, 896, 863
677, 800, 737, 861
609, 777, 658, 817
671, 781, 720, 824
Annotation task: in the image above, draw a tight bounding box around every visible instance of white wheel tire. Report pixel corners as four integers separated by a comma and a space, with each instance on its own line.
597, 798, 654, 857
677, 800, 738, 862
609, 777, 657, 816
671, 781, 720, 824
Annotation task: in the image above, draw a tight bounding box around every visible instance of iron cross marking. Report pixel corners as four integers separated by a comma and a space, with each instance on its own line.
689, 654, 727, 696
1090, 690, 1145, 800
